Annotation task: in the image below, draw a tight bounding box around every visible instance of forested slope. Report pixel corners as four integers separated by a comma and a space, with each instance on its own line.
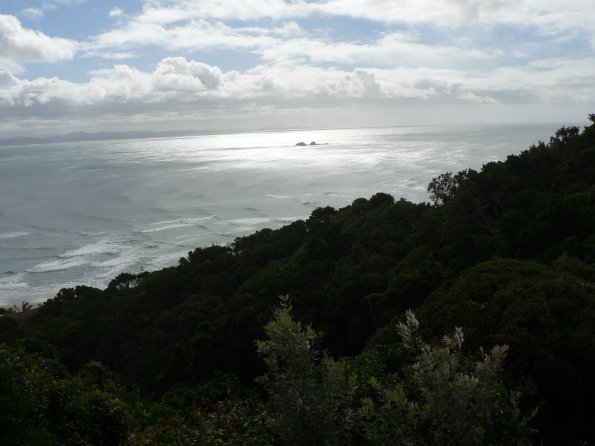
2, 116, 595, 444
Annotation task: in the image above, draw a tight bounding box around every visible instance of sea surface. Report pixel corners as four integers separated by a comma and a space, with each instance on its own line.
0, 123, 563, 306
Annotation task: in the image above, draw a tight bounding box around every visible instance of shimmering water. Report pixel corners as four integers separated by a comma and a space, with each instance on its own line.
0, 123, 560, 306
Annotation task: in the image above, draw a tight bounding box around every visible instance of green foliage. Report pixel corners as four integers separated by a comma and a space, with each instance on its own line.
427, 169, 477, 206
131, 398, 271, 446
256, 296, 357, 445
255, 301, 531, 445
359, 311, 532, 445
417, 257, 595, 444
4, 116, 595, 442
0, 346, 133, 445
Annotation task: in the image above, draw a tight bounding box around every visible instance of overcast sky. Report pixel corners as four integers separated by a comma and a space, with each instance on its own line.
0, 0, 594, 136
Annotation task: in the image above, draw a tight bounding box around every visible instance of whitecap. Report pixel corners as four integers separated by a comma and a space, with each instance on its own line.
148, 218, 187, 226
0, 231, 29, 240
59, 242, 122, 258
184, 216, 215, 224
266, 194, 291, 199
0, 273, 28, 290
27, 257, 88, 273
227, 217, 272, 226
140, 216, 214, 233
140, 222, 190, 233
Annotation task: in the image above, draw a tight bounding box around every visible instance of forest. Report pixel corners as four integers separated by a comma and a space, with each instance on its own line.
2, 116, 595, 445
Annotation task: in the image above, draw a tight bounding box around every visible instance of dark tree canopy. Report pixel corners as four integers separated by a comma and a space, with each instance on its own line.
3, 116, 595, 444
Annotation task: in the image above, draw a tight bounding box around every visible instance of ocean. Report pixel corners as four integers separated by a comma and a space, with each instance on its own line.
0, 123, 563, 307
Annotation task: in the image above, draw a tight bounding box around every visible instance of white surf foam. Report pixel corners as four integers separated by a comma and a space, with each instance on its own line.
28, 257, 88, 273
59, 241, 122, 258
227, 217, 272, 226
0, 232, 29, 240
0, 273, 28, 290
140, 216, 214, 233
266, 194, 291, 199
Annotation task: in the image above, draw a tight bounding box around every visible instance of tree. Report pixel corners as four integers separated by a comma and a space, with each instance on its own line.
256, 300, 532, 445
256, 296, 357, 446
358, 311, 533, 445
427, 169, 476, 206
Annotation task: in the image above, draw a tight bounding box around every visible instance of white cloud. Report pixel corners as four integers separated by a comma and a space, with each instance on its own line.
336, 68, 381, 97
20, 0, 87, 17
1, 54, 594, 112
85, 0, 594, 75
154, 57, 224, 90
87, 18, 300, 53
0, 15, 76, 73
109, 8, 124, 18
259, 32, 493, 68
21, 8, 44, 20
1, 0, 594, 132
88, 17, 493, 72
130, 0, 595, 38
136, 0, 310, 24
0, 70, 20, 89
82, 51, 139, 60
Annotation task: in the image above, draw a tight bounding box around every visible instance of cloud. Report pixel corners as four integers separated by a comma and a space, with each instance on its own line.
82, 51, 139, 60
87, 16, 494, 72
130, 0, 595, 38
87, 18, 301, 53
109, 8, 124, 18
20, 0, 87, 19
21, 8, 44, 20
136, 0, 310, 24
154, 57, 224, 90
85, 0, 593, 74
259, 32, 493, 68
1, 0, 594, 132
337, 68, 381, 97
0, 70, 20, 89
2, 53, 594, 113
0, 15, 76, 73
0, 58, 230, 109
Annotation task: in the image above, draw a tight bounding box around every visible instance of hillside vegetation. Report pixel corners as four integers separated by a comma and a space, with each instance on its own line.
2, 116, 595, 445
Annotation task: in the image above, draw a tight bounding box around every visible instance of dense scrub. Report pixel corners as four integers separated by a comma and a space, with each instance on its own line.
1, 302, 532, 445
2, 116, 595, 444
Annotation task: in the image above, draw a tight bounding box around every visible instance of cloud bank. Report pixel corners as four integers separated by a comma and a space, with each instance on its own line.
0, 0, 594, 134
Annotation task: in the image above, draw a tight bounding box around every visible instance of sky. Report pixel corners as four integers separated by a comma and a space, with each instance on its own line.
0, 0, 594, 136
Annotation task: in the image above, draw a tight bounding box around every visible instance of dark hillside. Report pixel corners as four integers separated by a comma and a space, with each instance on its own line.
3, 116, 595, 443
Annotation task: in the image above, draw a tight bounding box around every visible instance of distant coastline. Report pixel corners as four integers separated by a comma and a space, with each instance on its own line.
0, 121, 565, 148
0, 130, 207, 147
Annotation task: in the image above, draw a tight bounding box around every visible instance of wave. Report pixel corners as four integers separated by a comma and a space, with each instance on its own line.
266, 194, 291, 199
0, 231, 29, 240
27, 257, 88, 273
0, 272, 28, 290
227, 217, 272, 226
90, 251, 136, 269
141, 222, 193, 233
140, 216, 214, 233
59, 242, 122, 258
